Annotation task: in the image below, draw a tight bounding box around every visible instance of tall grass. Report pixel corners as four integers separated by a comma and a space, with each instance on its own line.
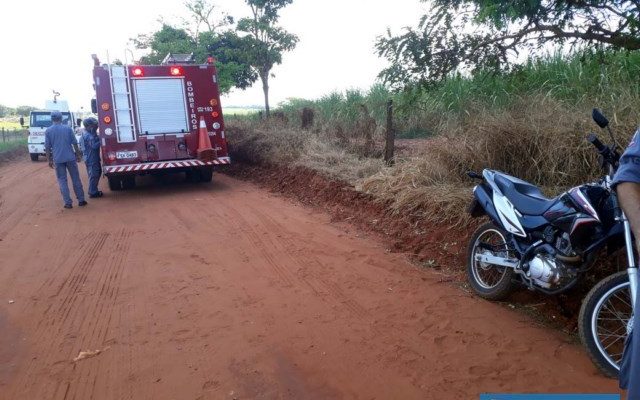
228, 49, 640, 224
270, 50, 640, 139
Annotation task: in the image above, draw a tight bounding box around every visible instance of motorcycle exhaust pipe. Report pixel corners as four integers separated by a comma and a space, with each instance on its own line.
555, 254, 581, 263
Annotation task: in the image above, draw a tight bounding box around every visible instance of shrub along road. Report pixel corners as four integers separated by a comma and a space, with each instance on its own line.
0, 158, 619, 399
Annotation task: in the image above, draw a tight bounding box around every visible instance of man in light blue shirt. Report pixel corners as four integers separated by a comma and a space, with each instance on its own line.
45, 111, 87, 209
81, 117, 103, 198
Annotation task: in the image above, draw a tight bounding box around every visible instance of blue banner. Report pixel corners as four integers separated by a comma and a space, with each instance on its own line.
480, 395, 620, 400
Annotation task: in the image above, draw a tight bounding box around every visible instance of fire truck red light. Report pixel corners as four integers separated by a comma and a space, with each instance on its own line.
170, 67, 183, 76
212, 112, 219, 118
103, 116, 112, 124
132, 67, 144, 76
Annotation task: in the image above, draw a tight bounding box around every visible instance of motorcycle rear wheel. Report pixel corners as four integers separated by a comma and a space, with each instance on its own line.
467, 222, 516, 300
579, 271, 632, 378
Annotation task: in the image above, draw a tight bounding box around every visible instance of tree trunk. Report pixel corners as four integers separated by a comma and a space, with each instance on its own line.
261, 71, 270, 118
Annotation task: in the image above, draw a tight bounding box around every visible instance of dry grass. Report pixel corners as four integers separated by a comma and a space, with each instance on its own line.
360, 96, 639, 225
226, 117, 386, 184
227, 95, 640, 227
296, 139, 385, 184
226, 119, 307, 165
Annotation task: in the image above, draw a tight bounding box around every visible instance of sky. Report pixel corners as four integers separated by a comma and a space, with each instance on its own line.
0, 0, 428, 111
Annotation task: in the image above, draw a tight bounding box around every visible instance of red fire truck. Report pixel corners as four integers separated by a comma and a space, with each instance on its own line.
91, 53, 230, 190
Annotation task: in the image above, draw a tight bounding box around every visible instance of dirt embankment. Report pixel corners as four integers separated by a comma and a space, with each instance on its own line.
0, 146, 26, 166
226, 163, 468, 268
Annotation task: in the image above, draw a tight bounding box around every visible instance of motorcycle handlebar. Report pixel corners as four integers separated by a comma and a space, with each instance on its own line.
587, 133, 606, 152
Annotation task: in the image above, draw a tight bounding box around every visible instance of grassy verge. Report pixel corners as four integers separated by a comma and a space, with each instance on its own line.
0, 138, 27, 153
227, 50, 640, 227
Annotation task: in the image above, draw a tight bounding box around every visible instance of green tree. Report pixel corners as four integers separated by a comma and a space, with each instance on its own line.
15, 106, 36, 116
132, 1, 257, 94
0, 104, 13, 118
376, 0, 640, 87
237, 0, 299, 117
133, 24, 196, 65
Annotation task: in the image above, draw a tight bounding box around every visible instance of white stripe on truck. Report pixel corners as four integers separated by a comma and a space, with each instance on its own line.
103, 157, 231, 174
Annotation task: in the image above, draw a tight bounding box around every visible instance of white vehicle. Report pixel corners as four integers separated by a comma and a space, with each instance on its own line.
26, 100, 82, 161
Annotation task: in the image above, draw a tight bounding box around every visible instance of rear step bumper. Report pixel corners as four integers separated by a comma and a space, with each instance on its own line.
104, 157, 230, 174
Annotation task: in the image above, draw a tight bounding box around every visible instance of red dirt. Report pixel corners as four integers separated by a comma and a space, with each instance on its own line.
225, 164, 622, 335
227, 164, 468, 268
0, 158, 621, 399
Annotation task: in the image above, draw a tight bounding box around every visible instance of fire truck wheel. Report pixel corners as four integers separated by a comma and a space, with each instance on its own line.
122, 176, 136, 190
30, 154, 39, 162
108, 176, 122, 191
185, 169, 198, 182
199, 167, 213, 182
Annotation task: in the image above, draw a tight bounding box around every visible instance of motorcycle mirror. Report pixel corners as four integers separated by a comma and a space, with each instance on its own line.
592, 108, 609, 129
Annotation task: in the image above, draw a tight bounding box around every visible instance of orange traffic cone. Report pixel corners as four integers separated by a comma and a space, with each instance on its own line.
196, 116, 215, 162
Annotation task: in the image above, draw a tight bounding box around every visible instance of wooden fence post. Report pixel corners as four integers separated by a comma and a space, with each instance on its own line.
2, 127, 5, 143
384, 99, 395, 165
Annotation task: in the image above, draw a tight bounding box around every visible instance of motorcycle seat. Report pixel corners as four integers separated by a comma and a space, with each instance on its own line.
494, 173, 556, 215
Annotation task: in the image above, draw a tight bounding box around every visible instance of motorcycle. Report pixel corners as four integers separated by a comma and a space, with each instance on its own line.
466, 108, 637, 377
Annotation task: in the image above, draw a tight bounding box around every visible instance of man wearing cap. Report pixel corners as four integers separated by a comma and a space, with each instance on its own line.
81, 117, 103, 198
614, 127, 640, 399
45, 111, 87, 209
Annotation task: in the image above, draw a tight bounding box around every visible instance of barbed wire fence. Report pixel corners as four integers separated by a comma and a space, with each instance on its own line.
1, 127, 27, 143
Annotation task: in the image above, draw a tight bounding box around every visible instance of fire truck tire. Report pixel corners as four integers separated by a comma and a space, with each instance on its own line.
199, 167, 213, 182
185, 169, 198, 182
122, 176, 136, 190
30, 154, 39, 162
108, 176, 122, 191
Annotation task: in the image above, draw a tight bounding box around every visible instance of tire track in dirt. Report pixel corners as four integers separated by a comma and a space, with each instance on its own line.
139, 207, 223, 400
248, 206, 370, 319
8, 231, 110, 399
247, 206, 472, 371
0, 163, 49, 240
222, 205, 296, 288
65, 229, 132, 400
52, 232, 110, 333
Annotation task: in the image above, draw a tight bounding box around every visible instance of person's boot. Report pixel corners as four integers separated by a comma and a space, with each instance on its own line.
78, 201, 88, 206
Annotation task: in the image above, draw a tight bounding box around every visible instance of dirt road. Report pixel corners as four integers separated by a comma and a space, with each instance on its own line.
0, 158, 620, 399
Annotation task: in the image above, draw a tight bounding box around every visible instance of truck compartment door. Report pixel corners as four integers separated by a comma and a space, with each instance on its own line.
133, 78, 189, 136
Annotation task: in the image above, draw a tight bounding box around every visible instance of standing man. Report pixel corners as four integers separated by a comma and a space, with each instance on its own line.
45, 111, 87, 209
614, 128, 640, 399
81, 117, 103, 198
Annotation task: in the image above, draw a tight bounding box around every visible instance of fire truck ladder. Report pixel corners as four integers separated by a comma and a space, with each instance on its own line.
109, 66, 136, 143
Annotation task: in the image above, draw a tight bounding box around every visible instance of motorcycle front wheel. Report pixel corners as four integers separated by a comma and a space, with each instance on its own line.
579, 271, 632, 378
467, 222, 516, 300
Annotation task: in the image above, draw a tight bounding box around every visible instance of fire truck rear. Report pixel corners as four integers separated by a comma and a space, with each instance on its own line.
91, 53, 230, 190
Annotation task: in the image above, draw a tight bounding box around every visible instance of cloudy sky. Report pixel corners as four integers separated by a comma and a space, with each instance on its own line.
0, 0, 427, 111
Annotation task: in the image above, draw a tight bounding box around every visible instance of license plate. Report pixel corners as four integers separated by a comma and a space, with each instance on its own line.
116, 151, 138, 159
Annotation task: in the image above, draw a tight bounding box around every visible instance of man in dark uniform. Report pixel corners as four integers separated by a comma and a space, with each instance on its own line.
45, 111, 87, 209
613, 127, 640, 399
81, 117, 103, 198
